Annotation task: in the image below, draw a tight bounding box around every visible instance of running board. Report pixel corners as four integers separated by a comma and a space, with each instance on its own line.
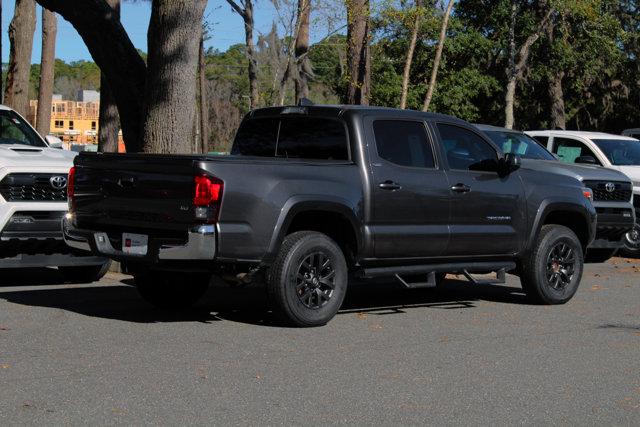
462, 268, 506, 286
361, 261, 516, 279
395, 272, 437, 289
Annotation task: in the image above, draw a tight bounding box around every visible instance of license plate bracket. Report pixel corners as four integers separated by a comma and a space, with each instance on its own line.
122, 233, 148, 256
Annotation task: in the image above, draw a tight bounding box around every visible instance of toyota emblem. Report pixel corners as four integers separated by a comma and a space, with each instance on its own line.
50, 175, 68, 190
605, 182, 616, 193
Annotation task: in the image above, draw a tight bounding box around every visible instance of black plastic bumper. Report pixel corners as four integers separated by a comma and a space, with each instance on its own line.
589, 206, 636, 249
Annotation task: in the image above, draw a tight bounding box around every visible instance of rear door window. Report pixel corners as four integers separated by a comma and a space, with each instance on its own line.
373, 120, 435, 168
231, 117, 348, 160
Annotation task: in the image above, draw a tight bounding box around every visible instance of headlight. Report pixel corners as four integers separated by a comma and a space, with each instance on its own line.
633, 180, 640, 187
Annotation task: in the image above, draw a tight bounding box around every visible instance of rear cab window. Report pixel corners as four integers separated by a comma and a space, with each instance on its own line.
231, 117, 349, 161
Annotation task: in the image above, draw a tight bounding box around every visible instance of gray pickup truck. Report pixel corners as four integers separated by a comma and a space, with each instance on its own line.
64, 105, 601, 326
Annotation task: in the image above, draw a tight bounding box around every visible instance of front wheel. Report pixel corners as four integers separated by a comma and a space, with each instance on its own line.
520, 225, 584, 305
619, 222, 640, 258
267, 231, 348, 327
135, 271, 211, 309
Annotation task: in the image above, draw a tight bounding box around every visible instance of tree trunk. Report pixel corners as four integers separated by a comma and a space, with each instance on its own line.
35, 8, 56, 137
199, 33, 209, 154
294, 0, 312, 102
400, 0, 422, 110
504, 6, 554, 129
244, 1, 259, 109
98, 0, 121, 153
142, 0, 207, 154
34, 0, 146, 152
504, 0, 517, 129
422, 0, 454, 112
548, 72, 566, 130
345, 0, 370, 105
4, 0, 36, 118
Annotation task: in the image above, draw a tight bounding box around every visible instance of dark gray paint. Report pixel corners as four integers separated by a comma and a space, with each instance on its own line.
71, 106, 599, 270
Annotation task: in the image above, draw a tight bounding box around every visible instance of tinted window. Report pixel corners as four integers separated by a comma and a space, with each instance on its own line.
0, 111, 46, 147
277, 118, 348, 160
485, 131, 555, 160
231, 117, 348, 160
553, 137, 601, 165
592, 139, 640, 166
373, 120, 435, 168
231, 118, 279, 156
438, 123, 497, 171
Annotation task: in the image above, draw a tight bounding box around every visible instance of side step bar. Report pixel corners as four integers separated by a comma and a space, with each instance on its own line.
361, 261, 516, 279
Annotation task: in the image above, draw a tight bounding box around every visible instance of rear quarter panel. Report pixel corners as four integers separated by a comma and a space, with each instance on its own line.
197, 159, 364, 262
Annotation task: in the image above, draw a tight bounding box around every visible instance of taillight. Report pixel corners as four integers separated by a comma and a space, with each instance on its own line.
193, 175, 223, 222
68, 166, 76, 211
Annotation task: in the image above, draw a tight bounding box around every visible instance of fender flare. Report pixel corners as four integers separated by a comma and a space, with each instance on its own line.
526, 198, 596, 252
264, 195, 363, 262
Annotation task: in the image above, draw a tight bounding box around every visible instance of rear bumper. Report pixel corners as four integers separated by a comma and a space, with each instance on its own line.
62, 215, 217, 262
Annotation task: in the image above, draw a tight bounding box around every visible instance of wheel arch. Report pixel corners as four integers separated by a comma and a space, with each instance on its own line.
527, 200, 595, 253
265, 196, 363, 265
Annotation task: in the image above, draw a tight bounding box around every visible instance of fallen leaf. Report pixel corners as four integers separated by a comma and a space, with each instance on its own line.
591, 285, 603, 291
255, 374, 262, 380
356, 312, 368, 320
0, 364, 9, 369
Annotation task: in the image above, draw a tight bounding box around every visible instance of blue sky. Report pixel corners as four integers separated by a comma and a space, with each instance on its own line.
1, 0, 288, 64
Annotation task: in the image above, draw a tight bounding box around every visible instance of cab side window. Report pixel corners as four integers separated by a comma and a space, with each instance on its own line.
373, 120, 435, 168
552, 137, 601, 165
437, 123, 498, 171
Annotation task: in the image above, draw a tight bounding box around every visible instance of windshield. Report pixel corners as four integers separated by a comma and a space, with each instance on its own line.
592, 139, 640, 166
484, 130, 556, 160
0, 110, 46, 147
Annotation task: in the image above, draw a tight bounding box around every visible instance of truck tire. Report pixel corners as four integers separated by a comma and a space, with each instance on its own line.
619, 222, 640, 258
267, 231, 348, 327
520, 225, 584, 305
135, 271, 210, 309
59, 261, 112, 284
585, 248, 618, 264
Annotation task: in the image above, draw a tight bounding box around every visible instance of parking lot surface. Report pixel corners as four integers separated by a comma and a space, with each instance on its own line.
1, 259, 639, 425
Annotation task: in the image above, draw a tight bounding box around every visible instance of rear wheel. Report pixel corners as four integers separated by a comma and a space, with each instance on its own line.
520, 225, 584, 304
267, 231, 348, 327
619, 222, 640, 258
135, 271, 210, 309
585, 248, 618, 264
59, 261, 111, 284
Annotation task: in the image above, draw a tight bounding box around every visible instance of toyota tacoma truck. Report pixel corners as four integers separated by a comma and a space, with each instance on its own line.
64, 105, 598, 326
476, 124, 635, 263
0, 104, 110, 281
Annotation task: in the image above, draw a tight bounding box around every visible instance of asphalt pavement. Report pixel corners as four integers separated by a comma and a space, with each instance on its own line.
1, 258, 639, 425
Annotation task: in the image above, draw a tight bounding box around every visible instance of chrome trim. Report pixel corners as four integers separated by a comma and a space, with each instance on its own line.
62, 215, 92, 252
62, 215, 216, 260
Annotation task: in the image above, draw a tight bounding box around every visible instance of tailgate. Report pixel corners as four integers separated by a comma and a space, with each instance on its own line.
73, 153, 205, 235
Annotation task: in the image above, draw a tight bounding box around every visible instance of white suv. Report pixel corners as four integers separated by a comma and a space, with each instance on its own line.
0, 104, 109, 281
526, 130, 640, 257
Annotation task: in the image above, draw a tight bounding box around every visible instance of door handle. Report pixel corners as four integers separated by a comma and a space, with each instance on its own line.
379, 181, 402, 191
451, 183, 471, 193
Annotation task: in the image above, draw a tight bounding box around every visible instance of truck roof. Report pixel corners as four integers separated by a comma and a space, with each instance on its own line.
525, 130, 638, 141
249, 105, 468, 124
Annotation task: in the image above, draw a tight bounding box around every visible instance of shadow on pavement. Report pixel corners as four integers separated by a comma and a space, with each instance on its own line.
0, 269, 530, 327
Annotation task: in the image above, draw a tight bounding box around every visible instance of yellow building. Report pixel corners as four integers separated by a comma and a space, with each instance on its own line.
28, 98, 124, 151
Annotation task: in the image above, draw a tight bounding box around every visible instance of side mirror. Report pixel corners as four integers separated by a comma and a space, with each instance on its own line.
45, 135, 63, 149
501, 153, 521, 174
575, 155, 597, 165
